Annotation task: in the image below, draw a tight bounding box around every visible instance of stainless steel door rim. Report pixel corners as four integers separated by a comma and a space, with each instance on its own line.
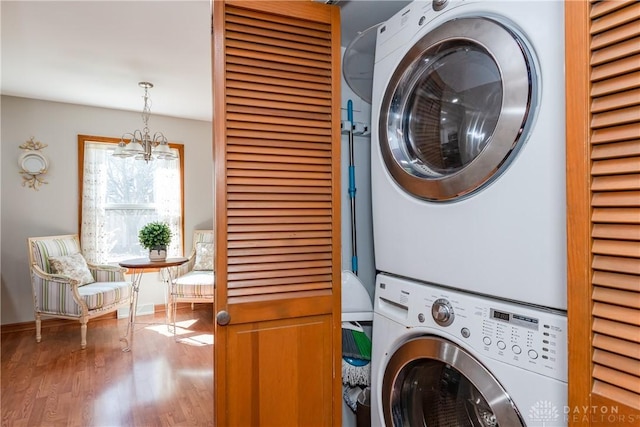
381, 336, 524, 426
379, 17, 535, 201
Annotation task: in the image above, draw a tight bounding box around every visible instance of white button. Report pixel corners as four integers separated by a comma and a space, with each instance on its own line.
483, 336, 492, 346
528, 349, 539, 359
512, 345, 522, 355
497, 341, 506, 350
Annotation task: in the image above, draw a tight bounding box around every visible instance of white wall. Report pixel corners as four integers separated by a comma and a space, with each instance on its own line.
1, 95, 213, 325
340, 49, 376, 300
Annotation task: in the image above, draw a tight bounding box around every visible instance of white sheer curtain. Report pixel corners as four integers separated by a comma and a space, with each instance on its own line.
154, 157, 182, 257
81, 141, 183, 264
81, 143, 111, 264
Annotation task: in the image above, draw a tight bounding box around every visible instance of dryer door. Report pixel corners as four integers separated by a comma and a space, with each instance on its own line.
382, 336, 524, 426
379, 17, 535, 201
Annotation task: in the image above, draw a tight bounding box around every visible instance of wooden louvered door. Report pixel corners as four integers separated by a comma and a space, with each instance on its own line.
566, 0, 640, 423
212, 1, 341, 425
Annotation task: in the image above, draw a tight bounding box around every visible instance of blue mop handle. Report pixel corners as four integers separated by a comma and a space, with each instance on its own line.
347, 100, 358, 274
347, 100, 356, 200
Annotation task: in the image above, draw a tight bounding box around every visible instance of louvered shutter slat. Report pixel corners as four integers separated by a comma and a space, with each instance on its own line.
592, 20, 640, 50
592, 239, 640, 257
592, 207, 640, 223
591, 191, 640, 206
592, 224, 640, 240
592, 270, 640, 292
594, 349, 640, 377
593, 381, 640, 411
591, 106, 640, 128
592, 174, 640, 191
591, 71, 640, 96
593, 288, 640, 310
590, 37, 640, 65
593, 319, 640, 345
590, 0, 638, 19
591, 123, 640, 144
592, 157, 640, 174
591, 54, 640, 81
592, 255, 640, 275
592, 334, 640, 359
592, 140, 640, 158
592, 302, 640, 325
590, 2, 640, 33
591, 88, 640, 113
593, 365, 640, 394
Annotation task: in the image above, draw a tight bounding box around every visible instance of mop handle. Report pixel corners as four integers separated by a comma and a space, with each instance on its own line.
347, 100, 358, 274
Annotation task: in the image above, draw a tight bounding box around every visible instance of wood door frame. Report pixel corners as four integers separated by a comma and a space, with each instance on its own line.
565, 0, 592, 419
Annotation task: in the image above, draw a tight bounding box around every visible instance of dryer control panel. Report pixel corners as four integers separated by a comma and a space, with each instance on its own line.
375, 274, 568, 382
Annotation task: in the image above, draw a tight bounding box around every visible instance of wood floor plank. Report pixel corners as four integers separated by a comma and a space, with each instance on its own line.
1, 306, 214, 427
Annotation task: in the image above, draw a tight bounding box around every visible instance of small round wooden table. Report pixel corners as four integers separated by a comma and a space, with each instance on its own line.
118, 257, 188, 352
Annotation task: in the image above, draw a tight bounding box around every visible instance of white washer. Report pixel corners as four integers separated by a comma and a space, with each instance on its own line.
371, 0, 566, 309
371, 273, 567, 427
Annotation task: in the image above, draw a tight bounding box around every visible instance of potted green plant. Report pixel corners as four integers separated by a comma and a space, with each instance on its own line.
138, 221, 172, 261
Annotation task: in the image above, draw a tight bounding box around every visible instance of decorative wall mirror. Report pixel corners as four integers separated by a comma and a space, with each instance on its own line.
19, 151, 48, 175
19, 137, 49, 190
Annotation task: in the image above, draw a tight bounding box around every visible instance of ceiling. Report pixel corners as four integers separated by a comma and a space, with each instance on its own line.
1, 0, 410, 122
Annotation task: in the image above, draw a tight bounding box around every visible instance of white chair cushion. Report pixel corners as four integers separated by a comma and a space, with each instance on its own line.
173, 270, 214, 297
78, 281, 132, 311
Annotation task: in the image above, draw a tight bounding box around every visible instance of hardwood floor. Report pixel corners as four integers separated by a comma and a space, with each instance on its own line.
1, 306, 214, 427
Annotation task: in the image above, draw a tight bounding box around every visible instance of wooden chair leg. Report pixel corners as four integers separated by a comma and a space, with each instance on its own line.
80, 318, 88, 349
35, 312, 42, 343
167, 295, 174, 327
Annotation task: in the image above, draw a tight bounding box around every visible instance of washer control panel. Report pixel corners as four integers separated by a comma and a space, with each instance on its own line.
375, 274, 567, 382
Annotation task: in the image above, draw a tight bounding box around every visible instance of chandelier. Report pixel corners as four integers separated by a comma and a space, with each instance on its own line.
113, 82, 176, 162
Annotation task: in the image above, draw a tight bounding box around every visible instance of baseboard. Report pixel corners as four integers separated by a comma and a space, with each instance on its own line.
117, 303, 155, 319
0, 303, 197, 335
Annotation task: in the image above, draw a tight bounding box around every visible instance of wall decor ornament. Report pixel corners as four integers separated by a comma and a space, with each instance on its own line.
18, 137, 49, 190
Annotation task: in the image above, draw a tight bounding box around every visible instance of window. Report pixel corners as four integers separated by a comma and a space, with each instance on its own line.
78, 135, 184, 264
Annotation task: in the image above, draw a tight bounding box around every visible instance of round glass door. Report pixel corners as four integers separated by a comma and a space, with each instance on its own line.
379, 17, 536, 201
382, 337, 524, 426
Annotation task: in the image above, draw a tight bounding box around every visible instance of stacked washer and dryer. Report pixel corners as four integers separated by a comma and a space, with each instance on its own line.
368, 0, 568, 426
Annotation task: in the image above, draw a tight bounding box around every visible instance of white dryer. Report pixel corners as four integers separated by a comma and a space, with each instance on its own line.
371, 273, 567, 427
370, 0, 566, 309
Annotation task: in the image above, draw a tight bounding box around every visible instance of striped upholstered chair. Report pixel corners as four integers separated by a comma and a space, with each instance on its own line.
167, 230, 215, 332
27, 234, 132, 349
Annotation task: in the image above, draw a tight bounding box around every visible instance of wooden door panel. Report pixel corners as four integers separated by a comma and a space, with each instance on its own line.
213, 1, 342, 425
226, 314, 333, 426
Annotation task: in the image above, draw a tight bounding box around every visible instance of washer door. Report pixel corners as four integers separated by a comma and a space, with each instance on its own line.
382, 336, 524, 426
379, 17, 535, 201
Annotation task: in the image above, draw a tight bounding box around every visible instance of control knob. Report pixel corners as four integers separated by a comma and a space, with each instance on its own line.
433, 0, 448, 12
431, 298, 454, 326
